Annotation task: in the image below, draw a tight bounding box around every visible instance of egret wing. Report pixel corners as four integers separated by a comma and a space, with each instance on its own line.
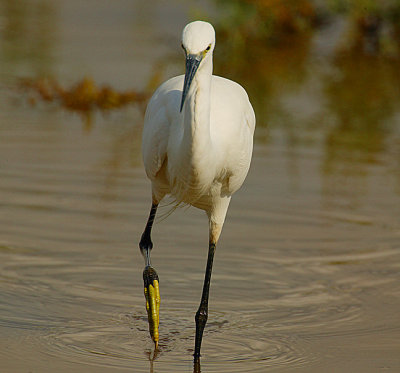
142, 76, 183, 180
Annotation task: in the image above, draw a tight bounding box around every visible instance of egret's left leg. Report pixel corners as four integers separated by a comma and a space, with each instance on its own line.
140, 201, 160, 348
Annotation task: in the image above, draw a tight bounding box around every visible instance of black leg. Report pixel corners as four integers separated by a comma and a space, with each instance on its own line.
194, 241, 216, 361
140, 203, 158, 265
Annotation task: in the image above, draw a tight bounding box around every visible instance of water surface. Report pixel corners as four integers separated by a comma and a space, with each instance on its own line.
1, 1, 400, 372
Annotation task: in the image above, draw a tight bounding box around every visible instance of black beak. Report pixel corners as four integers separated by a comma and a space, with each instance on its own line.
180, 54, 202, 112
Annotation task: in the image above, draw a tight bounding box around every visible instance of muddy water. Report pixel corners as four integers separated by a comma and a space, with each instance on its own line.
1, 1, 400, 372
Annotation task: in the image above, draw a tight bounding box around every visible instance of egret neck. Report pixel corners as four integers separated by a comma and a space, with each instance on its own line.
180, 52, 214, 187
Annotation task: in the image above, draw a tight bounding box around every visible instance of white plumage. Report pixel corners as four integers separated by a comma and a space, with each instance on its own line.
142, 21, 255, 230
140, 20, 255, 359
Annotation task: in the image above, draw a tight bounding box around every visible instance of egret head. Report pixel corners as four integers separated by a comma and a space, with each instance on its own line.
180, 21, 215, 112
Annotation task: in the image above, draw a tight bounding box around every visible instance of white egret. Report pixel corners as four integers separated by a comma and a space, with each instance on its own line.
140, 20, 255, 360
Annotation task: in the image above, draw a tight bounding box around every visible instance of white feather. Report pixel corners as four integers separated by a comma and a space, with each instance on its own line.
142, 21, 255, 235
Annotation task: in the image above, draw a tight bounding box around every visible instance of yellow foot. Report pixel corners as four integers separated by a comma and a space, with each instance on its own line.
143, 265, 160, 347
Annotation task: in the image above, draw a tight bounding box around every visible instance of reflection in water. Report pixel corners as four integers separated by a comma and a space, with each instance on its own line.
0, 0, 56, 78
324, 52, 399, 157
322, 50, 400, 209
1, 2, 400, 373
146, 347, 158, 373
193, 359, 201, 373
146, 347, 201, 373
212, 15, 400, 209
214, 33, 313, 129
18, 76, 148, 129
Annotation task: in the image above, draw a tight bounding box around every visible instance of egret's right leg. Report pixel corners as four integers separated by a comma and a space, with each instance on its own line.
194, 198, 230, 362
140, 202, 158, 266
140, 201, 160, 348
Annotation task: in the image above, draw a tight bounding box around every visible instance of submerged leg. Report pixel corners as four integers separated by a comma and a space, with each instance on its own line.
140, 202, 160, 348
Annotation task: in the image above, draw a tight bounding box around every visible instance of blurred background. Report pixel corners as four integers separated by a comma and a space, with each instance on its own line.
1, 1, 399, 372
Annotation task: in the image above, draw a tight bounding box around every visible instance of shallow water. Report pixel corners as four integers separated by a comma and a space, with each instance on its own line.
1, 1, 400, 372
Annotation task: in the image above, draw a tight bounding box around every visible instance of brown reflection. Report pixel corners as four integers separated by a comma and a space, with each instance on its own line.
214, 32, 313, 129
19, 77, 148, 126
0, 0, 56, 76
211, 0, 318, 130
332, 1, 400, 58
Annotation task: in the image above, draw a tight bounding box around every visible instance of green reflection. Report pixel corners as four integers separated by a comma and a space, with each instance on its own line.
321, 49, 400, 207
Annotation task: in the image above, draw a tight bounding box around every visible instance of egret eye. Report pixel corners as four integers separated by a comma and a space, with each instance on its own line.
206, 44, 211, 52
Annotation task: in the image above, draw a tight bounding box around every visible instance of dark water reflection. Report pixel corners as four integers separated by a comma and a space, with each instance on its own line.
1, 1, 400, 372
